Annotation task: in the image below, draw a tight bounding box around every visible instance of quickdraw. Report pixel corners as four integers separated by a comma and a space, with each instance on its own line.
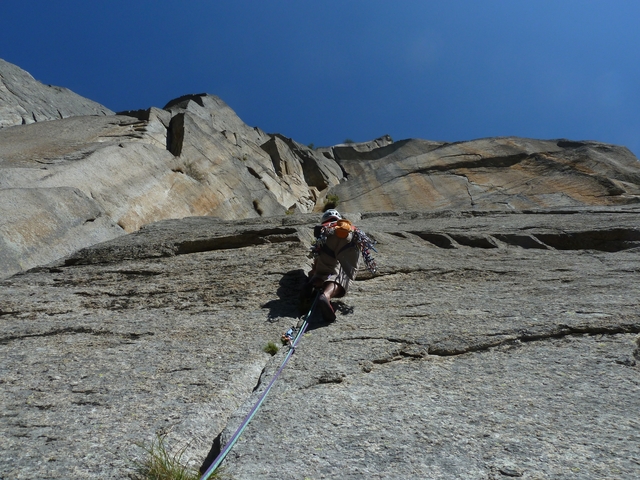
353, 227, 378, 274
281, 327, 295, 348
309, 226, 330, 258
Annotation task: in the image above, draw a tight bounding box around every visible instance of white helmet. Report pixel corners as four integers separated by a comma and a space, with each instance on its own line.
322, 209, 342, 223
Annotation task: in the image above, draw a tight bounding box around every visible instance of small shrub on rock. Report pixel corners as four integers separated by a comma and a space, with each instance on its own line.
323, 194, 340, 211
131, 433, 203, 480
264, 341, 279, 356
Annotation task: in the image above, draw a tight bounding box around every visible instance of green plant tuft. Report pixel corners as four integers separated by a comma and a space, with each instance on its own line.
131, 433, 207, 480
263, 341, 279, 356
307, 142, 315, 150
322, 194, 340, 211
343, 138, 355, 144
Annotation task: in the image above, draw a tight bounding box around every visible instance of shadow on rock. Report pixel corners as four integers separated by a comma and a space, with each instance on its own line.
305, 299, 355, 332
333, 301, 355, 316
262, 269, 308, 322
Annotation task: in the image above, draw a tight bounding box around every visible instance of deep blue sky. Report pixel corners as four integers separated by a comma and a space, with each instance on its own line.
2, 1, 639, 157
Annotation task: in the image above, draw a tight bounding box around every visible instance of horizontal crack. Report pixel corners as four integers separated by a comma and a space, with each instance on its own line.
330, 336, 420, 345
62, 228, 301, 267
0, 328, 154, 345
333, 323, 640, 359
430, 323, 640, 356
175, 228, 299, 255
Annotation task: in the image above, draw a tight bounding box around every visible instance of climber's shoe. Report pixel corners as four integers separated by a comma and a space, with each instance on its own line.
317, 293, 336, 322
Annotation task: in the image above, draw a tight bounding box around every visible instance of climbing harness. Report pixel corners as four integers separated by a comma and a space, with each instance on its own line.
199, 293, 320, 480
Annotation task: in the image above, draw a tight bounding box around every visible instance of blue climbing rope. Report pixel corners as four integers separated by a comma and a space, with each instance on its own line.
200, 292, 319, 480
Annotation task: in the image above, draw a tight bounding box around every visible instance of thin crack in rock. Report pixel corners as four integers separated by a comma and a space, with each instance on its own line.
331, 324, 640, 358
0, 327, 154, 345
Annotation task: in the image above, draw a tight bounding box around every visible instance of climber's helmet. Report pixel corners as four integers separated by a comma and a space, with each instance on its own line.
322, 209, 342, 223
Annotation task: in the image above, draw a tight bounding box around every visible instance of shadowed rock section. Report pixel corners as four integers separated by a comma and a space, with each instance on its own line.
411, 227, 640, 251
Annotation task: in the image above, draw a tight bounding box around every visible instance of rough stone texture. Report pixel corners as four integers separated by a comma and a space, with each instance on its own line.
0, 216, 314, 479
274, 134, 345, 191
0, 187, 123, 276
0, 58, 113, 127
1, 209, 639, 478
2, 58, 640, 478
325, 137, 640, 213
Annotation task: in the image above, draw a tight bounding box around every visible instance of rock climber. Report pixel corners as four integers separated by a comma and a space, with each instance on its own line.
304, 209, 377, 322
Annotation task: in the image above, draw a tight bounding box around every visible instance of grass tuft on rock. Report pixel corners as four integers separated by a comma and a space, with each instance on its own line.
263, 341, 279, 356
132, 433, 206, 480
323, 194, 340, 211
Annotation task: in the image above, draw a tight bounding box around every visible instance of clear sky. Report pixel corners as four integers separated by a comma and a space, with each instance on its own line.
2, 1, 639, 157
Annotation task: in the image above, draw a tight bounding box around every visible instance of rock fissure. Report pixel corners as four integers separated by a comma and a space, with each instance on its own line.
329, 323, 639, 360
464, 176, 475, 206
331, 335, 420, 345
405, 228, 640, 252
429, 323, 640, 356
175, 229, 299, 255
102, 269, 163, 276
415, 152, 532, 174
251, 366, 267, 393
0, 327, 154, 345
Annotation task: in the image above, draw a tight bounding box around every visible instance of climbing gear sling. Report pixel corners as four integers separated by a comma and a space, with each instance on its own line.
199, 292, 320, 480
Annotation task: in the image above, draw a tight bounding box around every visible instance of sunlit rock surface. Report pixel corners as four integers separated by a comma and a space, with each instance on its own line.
1, 58, 639, 479
325, 137, 640, 212
1, 210, 639, 478
0, 58, 113, 127
0, 59, 346, 279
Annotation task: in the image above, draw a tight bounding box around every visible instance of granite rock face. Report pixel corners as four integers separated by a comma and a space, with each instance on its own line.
324, 136, 640, 212
0, 187, 123, 276
0, 59, 345, 279
3, 58, 640, 283
1, 58, 640, 479
0, 58, 113, 127
1, 209, 639, 479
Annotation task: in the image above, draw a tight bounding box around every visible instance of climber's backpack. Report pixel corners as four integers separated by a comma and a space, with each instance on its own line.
311, 218, 378, 275
334, 219, 354, 238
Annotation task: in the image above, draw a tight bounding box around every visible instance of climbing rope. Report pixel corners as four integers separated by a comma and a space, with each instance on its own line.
199, 292, 319, 480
